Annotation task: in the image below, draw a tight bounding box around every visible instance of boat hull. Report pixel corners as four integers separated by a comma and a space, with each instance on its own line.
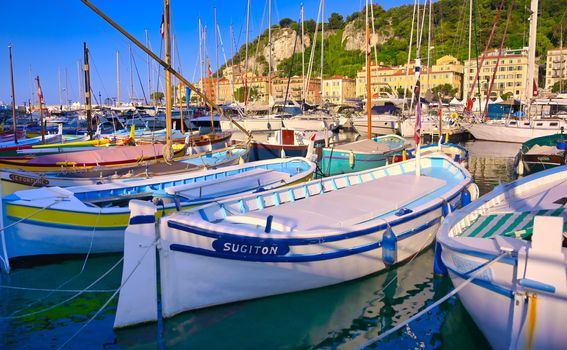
466, 122, 566, 143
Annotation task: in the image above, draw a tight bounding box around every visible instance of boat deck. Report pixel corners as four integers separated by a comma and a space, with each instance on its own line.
331, 139, 396, 154
219, 174, 446, 232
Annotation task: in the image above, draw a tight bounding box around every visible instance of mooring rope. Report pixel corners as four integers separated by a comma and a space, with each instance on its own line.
355, 252, 507, 349
56, 238, 159, 350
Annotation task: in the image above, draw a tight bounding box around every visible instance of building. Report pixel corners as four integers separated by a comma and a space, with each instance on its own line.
322, 76, 356, 104
463, 47, 536, 101
545, 48, 567, 90
355, 55, 464, 99
272, 76, 321, 104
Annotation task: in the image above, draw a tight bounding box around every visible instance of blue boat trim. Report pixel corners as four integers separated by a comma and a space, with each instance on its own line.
168, 216, 441, 262
446, 265, 513, 298
129, 215, 155, 225
167, 207, 445, 246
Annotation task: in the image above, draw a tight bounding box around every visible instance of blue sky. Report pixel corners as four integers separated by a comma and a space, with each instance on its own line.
1, 0, 409, 105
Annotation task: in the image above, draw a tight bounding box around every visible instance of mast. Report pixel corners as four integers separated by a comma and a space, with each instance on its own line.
77, 60, 83, 105
301, 4, 305, 104
65, 67, 69, 106
146, 29, 151, 105
468, 0, 472, 69
35, 76, 45, 144
366, 0, 372, 139
268, 0, 272, 106
320, 0, 325, 88
426, 0, 432, 95
116, 50, 121, 106
214, 6, 220, 101
199, 18, 204, 105
129, 44, 134, 103
58, 68, 63, 106
84, 42, 93, 140
526, 0, 538, 103
244, 0, 250, 110
164, 0, 172, 143
8, 44, 18, 143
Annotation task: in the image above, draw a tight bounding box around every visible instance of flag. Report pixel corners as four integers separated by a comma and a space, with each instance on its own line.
37, 81, 43, 102
414, 79, 422, 146
160, 15, 165, 38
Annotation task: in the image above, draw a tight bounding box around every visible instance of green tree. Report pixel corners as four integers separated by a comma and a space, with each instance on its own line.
328, 13, 345, 30
303, 19, 316, 33
396, 87, 407, 97
234, 86, 258, 103
279, 18, 294, 28
501, 92, 513, 100
431, 84, 457, 99
150, 91, 164, 104
552, 80, 567, 93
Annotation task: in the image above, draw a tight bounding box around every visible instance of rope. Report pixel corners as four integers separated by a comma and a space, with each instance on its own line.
0, 198, 65, 233
0, 255, 123, 320
56, 238, 159, 350
0, 285, 114, 293
355, 252, 507, 349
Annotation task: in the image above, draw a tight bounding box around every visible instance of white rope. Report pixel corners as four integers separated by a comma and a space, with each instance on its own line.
56, 238, 159, 349
0, 285, 114, 293
0, 255, 124, 320
0, 198, 65, 233
355, 252, 507, 349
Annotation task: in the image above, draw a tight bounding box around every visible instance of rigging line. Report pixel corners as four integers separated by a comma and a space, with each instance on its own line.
132, 53, 149, 104
356, 252, 508, 349
88, 51, 110, 102
248, 0, 268, 104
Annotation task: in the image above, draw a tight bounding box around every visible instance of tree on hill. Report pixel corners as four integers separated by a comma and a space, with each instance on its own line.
150, 91, 164, 104
431, 84, 457, 99
279, 18, 294, 28
234, 86, 259, 103
328, 13, 345, 30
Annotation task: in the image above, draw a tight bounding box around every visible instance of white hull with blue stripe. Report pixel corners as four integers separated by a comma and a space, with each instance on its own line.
436, 166, 567, 349
114, 155, 476, 327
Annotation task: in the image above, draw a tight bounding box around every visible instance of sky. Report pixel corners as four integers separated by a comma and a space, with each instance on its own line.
1, 0, 410, 105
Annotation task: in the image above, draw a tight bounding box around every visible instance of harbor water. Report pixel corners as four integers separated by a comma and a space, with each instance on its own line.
0, 137, 519, 349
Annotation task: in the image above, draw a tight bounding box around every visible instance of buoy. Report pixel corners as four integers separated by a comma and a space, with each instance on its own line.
433, 242, 448, 275
402, 149, 407, 161
461, 189, 471, 207
517, 159, 524, 176
348, 151, 355, 168
382, 225, 397, 266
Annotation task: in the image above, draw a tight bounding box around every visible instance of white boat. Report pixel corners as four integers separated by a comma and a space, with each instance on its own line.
0, 157, 316, 272
352, 114, 400, 135
436, 166, 567, 349
113, 154, 477, 327
466, 118, 567, 143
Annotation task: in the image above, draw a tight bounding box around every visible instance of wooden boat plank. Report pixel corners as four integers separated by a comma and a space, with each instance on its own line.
219, 174, 446, 231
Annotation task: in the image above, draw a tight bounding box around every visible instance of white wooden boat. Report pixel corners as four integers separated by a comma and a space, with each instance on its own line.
113, 154, 477, 327
352, 114, 400, 135
0, 157, 316, 272
466, 118, 567, 143
436, 166, 567, 349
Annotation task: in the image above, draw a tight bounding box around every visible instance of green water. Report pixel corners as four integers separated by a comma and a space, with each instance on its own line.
0, 139, 519, 350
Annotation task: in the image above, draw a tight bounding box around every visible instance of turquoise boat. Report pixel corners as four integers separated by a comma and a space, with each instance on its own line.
515, 133, 566, 176
318, 134, 409, 176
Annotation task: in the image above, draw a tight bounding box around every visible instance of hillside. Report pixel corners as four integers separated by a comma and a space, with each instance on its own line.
220, 0, 566, 79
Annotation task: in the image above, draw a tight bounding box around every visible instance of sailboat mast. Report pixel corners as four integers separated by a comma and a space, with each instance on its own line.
198, 18, 204, 103
129, 44, 134, 103
164, 0, 172, 143
84, 42, 93, 140
321, 0, 325, 86
116, 49, 120, 106
214, 7, 220, 102
65, 67, 69, 106
35, 76, 45, 144
366, 0, 372, 139
8, 44, 18, 143
268, 0, 272, 106
526, 0, 538, 104
301, 4, 305, 104
468, 0, 472, 67
244, 0, 250, 110
146, 29, 151, 104
426, 0, 432, 94
77, 60, 83, 105
58, 68, 63, 106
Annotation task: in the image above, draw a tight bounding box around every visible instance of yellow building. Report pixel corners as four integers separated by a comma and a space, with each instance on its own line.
463, 48, 535, 101
355, 55, 464, 99
322, 76, 356, 104
546, 48, 567, 90
272, 76, 321, 104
